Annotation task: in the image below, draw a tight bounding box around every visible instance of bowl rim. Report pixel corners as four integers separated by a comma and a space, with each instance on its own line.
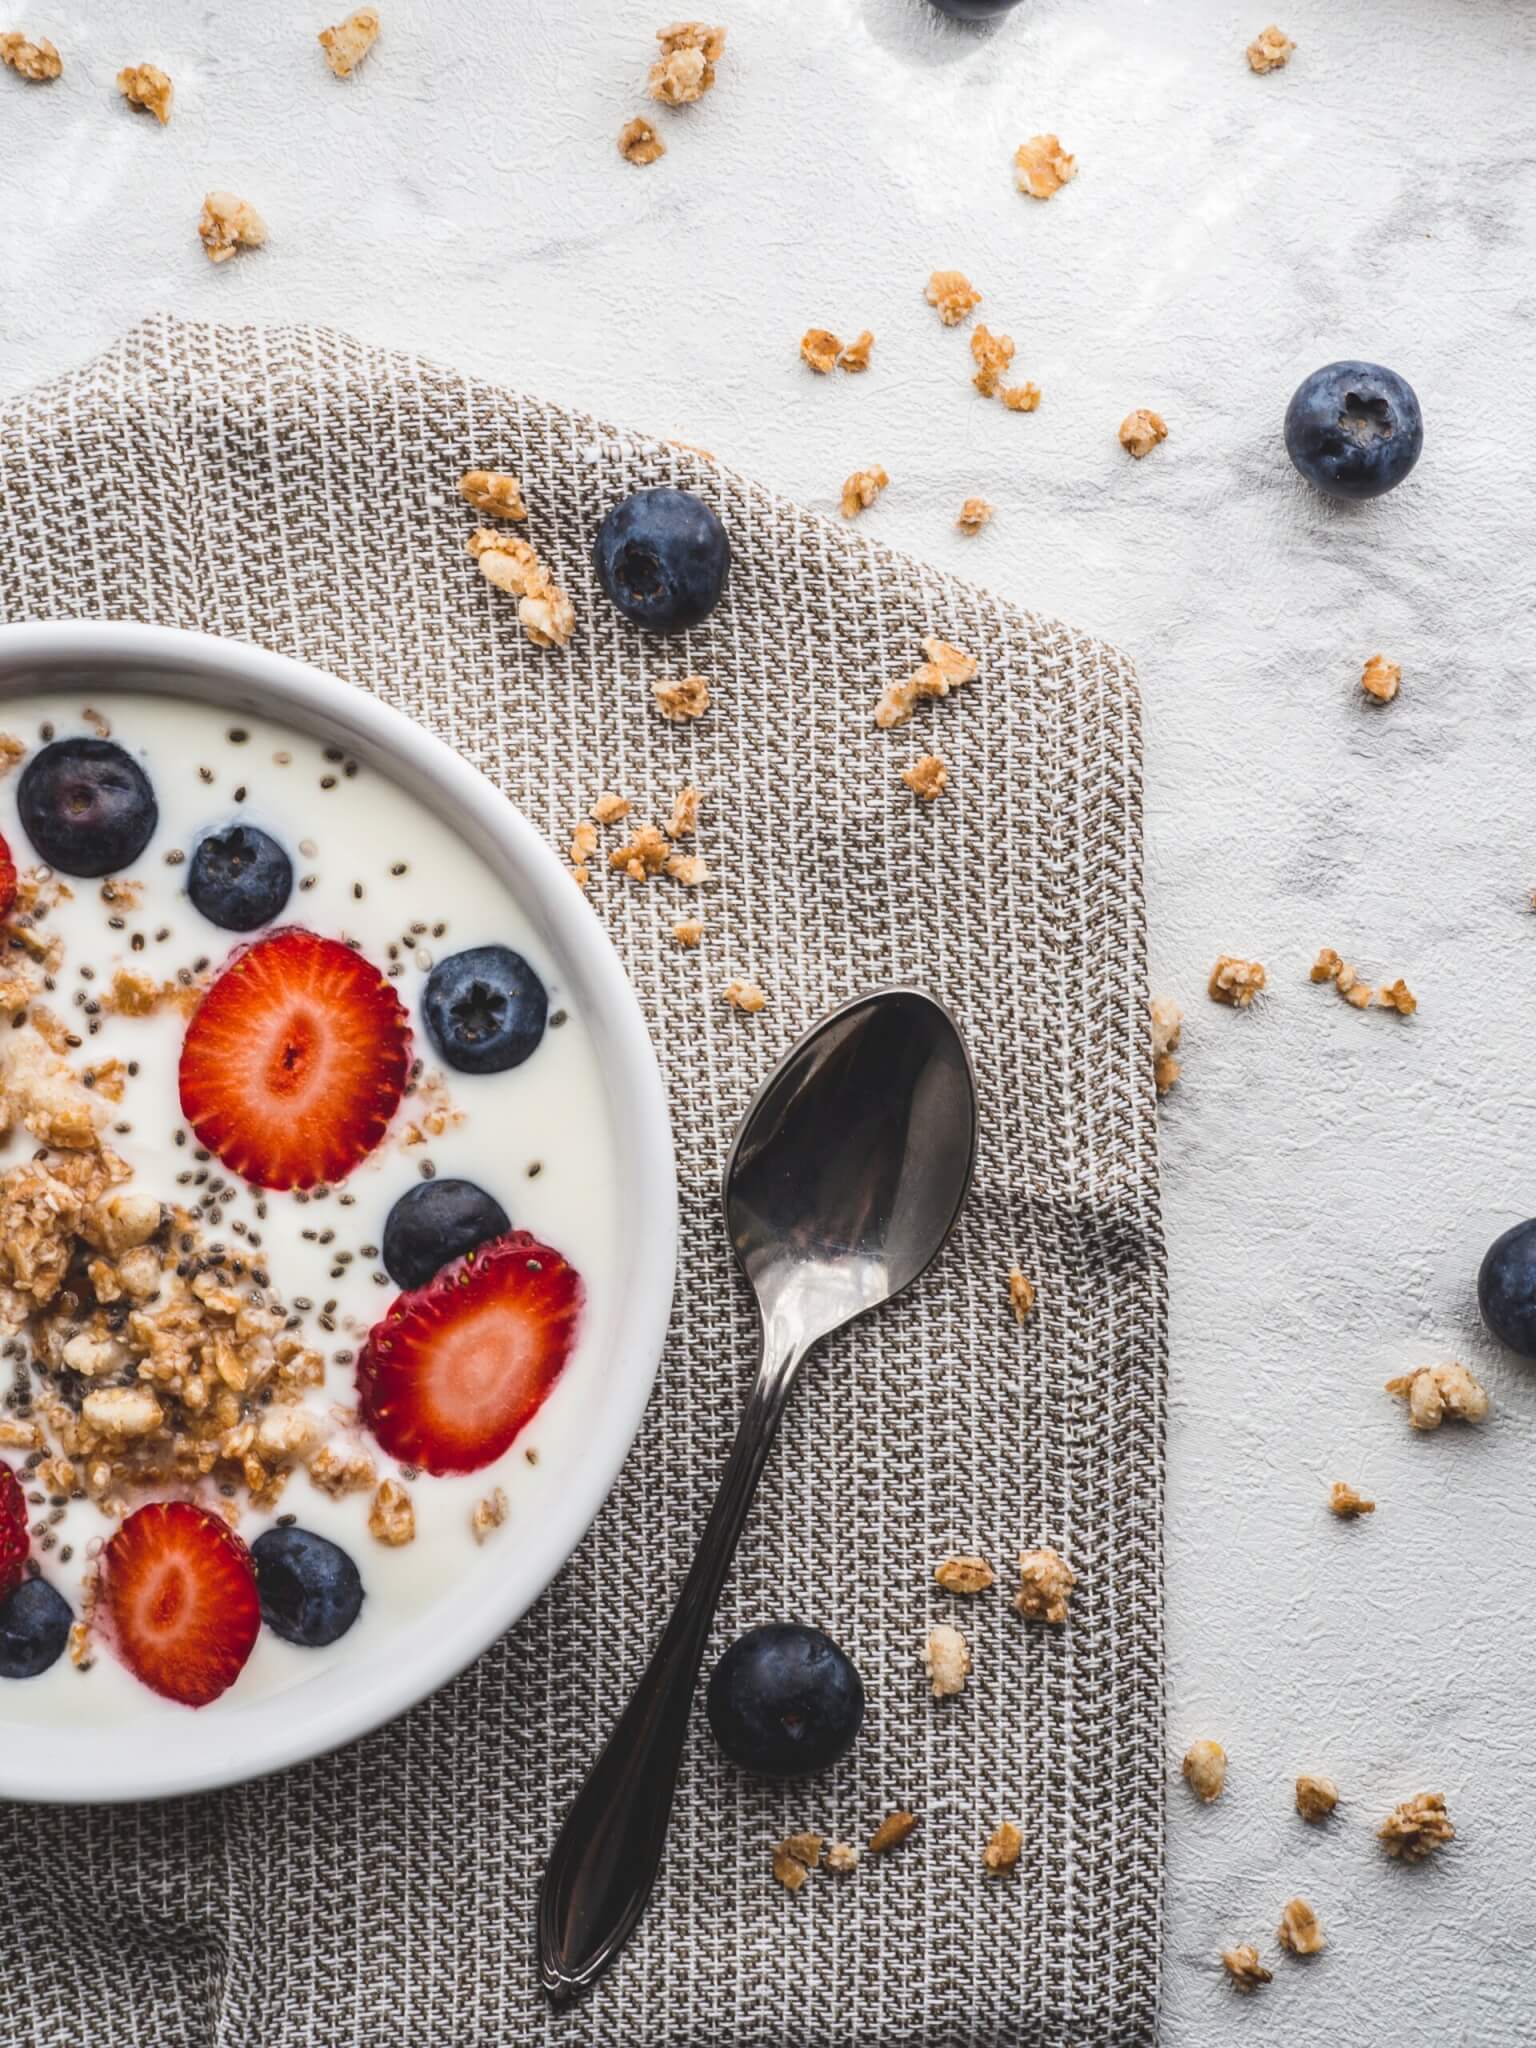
0, 620, 677, 1803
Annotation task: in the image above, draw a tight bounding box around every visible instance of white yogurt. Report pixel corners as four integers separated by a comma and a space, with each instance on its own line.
0, 692, 622, 1725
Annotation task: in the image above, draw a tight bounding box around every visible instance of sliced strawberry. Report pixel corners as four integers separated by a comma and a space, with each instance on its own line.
0, 1463, 29, 1600
178, 926, 410, 1191
0, 833, 16, 924
102, 1500, 260, 1708
357, 1230, 582, 1475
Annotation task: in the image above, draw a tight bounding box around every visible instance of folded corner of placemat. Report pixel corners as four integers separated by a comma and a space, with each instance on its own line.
0, 312, 1165, 2048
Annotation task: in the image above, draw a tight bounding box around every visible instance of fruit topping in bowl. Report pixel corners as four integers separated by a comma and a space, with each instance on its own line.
422, 944, 546, 1075
17, 735, 158, 875
251, 1525, 365, 1648
382, 1177, 512, 1290
102, 1500, 261, 1708
187, 823, 294, 931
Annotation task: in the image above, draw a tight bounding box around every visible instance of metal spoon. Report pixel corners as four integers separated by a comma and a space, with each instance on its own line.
537, 987, 977, 2000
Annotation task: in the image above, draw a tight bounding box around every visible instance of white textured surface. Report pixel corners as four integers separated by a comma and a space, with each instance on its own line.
4, 0, 1535, 2037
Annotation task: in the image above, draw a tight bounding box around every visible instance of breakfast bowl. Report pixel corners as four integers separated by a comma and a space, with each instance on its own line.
0, 620, 676, 1803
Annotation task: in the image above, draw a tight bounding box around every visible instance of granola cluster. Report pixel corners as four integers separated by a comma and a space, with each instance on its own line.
197, 192, 268, 264
874, 635, 978, 731
1247, 24, 1295, 73
1012, 1546, 1074, 1624
653, 673, 711, 721
925, 270, 982, 327
1360, 653, 1401, 703
901, 753, 947, 801
1182, 1738, 1227, 1804
956, 496, 994, 536
1013, 134, 1076, 200
460, 468, 528, 521
802, 329, 876, 375
1385, 1359, 1488, 1431
319, 8, 380, 77
619, 115, 666, 165
1150, 995, 1183, 1093
117, 62, 173, 122
1378, 1790, 1454, 1861
1208, 956, 1266, 1007
466, 528, 575, 648
722, 978, 766, 1014
1007, 1268, 1035, 1322
0, 29, 60, 79
934, 1554, 995, 1594
922, 1622, 971, 1697
840, 465, 889, 518
982, 1821, 1022, 1873
1295, 1772, 1339, 1821
647, 20, 726, 106
1119, 408, 1168, 459
1328, 1479, 1374, 1519
1276, 1897, 1325, 1955
1221, 1944, 1272, 1992
1312, 947, 1417, 1015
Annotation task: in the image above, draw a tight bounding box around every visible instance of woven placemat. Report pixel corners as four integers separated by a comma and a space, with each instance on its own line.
0, 313, 1164, 2048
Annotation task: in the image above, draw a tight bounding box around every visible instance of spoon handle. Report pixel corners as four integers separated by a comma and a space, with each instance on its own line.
537, 1336, 800, 2001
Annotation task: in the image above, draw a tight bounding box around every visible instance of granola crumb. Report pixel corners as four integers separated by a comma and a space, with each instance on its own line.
1208, 956, 1266, 1008
722, 978, 766, 1015
1000, 383, 1041, 413
471, 1485, 508, 1544
970, 324, 1016, 398
1277, 1897, 1325, 1956
654, 673, 711, 721
459, 469, 527, 521
825, 1841, 859, 1874
1013, 133, 1076, 199
1295, 1773, 1340, 1822
1361, 654, 1402, 704
840, 465, 889, 518
465, 528, 575, 649
0, 30, 60, 79
934, 1554, 994, 1595
0, 734, 24, 776
1329, 1480, 1374, 1520
590, 792, 631, 826
672, 918, 705, 949
664, 785, 700, 840
1222, 1944, 1272, 1993
368, 1476, 415, 1546
618, 114, 666, 164
1379, 1791, 1454, 1861
609, 823, 669, 881
1008, 1268, 1035, 1323
771, 1831, 823, 1891
319, 8, 379, 76
647, 20, 725, 106
1119, 409, 1168, 459
1150, 994, 1183, 1093
837, 330, 874, 374
925, 269, 982, 327
867, 1810, 917, 1856
874, 634, 978, 729
197, 192, 268, 264
664, 851, 708, 886
800, 328, 841, 375
1013, 1546, 1074, 1624
982, 1821, 1022, 1874
1377, 977, 1417, 1015
1182, 1738, 1227, 1804
901, 753, 947, 801
1385, 1360, 1488, 1431
1247, 24, 1295, 73
956, 497, 994, 536
922, 1623, 971, 1698
1310, 946, 1377, 1010
117, 62, 172, 122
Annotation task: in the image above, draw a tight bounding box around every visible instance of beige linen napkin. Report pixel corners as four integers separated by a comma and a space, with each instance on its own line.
0, 314, 1164, 2047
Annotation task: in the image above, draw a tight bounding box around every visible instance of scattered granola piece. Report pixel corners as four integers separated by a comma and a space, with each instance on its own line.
664, 785, 700, 840
1150, 994, 1183, 1093
1360, 654, 1401, 704
459, 469, 527, 521
319, 8, 379, 76
610, 824, 669, 881
1182, 1738, 1227, 1804
970, 325, 1016, 398
0, 734, 24, 776
982, 1822, 1022, 1874
1310, 947, 1376, 1010
1329, 1480, 1375, 1520
1119, 409, 1168, 459
934, 1555, 995, 1595
197, 192, 268, 264
466, 529, 575, 648
0, 30, 60, 79
825, 1841, 859, 1874
1247, 24, 1295, 73
471, 1486, 509, 1544
1013, 134, 1076, 199
922, 1623, 971, 1698
1222, 1945, 1272, 1993
1013, 1547, 1074, 1624
925, 269, 982, 326
868, 1810, 917, 1856
672, 918, 704, 948
590, 792, 631, 826
1008, 1268, 1035, 1323
875, 675, 920, 730
800, 328, 841, 375
369, 1476, 415, 1546
647, 20, 725, 105
654, 673, 711, 721
618, 114, 666, 164
956, 497, 994, 535
918, 637, 979, 695
838, 330, 874, 374
1378, 1791, 1454, 1862
1377, 978, 1417, 1016
117, 62, 172, 122
1385, 1360, 1488, 1431
569, 819, 598, 886
722, 979, 766, 1014
1208, 956, 1266, 1008
1295, 1774, 1340, 1822
901, 754, 947, 801
664, 851, 708, 886
771, 1831, 823, 1891
1277, 1897, 1325, 1956
1001, 384, 1041, 413
840, 465, 889, 518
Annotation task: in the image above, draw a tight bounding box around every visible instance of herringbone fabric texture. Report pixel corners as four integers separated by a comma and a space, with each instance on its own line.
0, 314, 1164, 2047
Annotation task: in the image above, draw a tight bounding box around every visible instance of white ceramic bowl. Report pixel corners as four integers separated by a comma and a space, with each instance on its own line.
0, 621, 677, 1803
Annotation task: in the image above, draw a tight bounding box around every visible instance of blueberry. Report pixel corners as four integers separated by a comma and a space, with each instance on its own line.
1479, 1219, 1536, 1357
1284, 361, 1423, 501
187, 824, 293, 931
594, 487, 730, 634
422, 945, 548, 1075
383, 1177, 511, 1290
251, 1526, 364, 1647
0, 1575, 72, 1679
706, 1623, 864, 1778
17, 736, 157, 876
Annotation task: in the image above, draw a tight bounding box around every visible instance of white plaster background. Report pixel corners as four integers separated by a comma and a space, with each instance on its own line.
4, 0, 1536, 2039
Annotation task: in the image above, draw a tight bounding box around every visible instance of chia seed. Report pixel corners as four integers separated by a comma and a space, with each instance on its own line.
418, 1159, 436, 1180
165, 848, 186, 866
